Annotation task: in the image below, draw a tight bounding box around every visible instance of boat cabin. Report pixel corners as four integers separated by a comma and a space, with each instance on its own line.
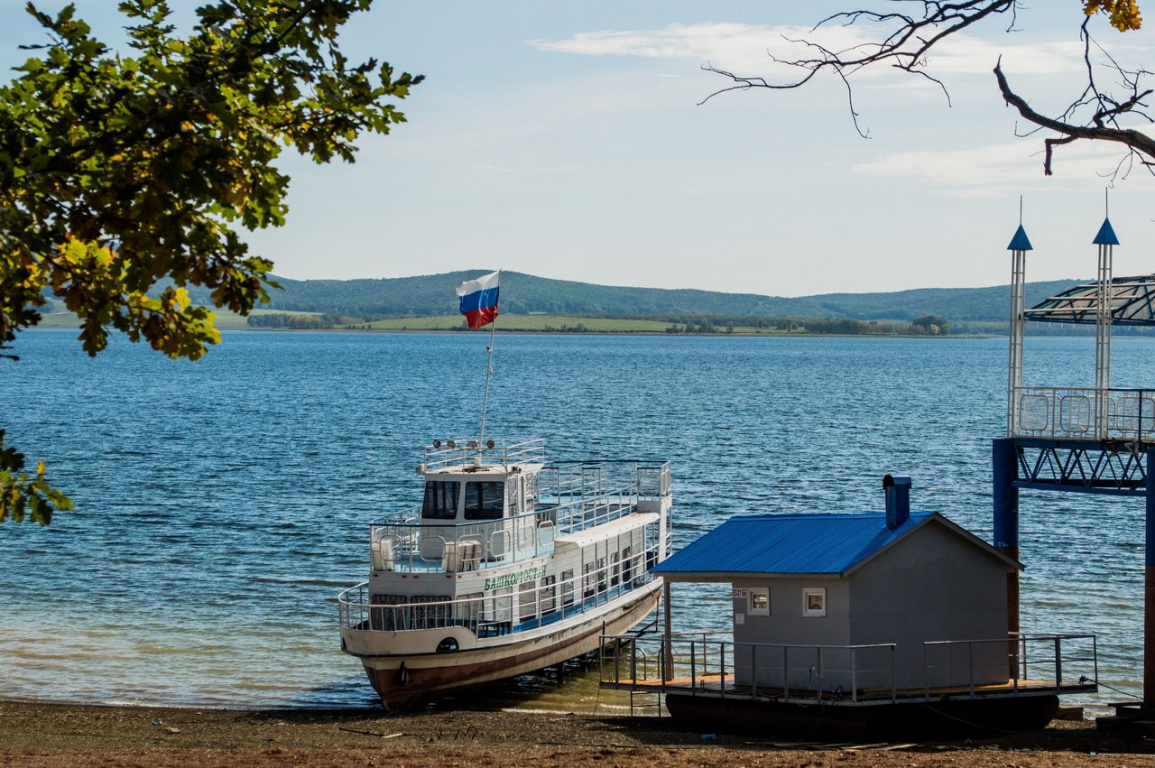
371, 439, 551, 574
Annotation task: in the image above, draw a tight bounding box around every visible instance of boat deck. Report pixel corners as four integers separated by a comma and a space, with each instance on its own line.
621, 673, 1098, 707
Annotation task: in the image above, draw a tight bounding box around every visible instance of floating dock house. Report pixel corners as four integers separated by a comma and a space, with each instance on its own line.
600, 477, 1096, 739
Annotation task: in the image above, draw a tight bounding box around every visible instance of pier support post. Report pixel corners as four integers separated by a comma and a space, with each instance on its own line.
1146, 449, 1155, 709
993, 439, 1020, 640
663, 580, 673, 681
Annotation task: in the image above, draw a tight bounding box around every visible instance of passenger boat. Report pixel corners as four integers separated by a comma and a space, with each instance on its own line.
337, 437, 673, 705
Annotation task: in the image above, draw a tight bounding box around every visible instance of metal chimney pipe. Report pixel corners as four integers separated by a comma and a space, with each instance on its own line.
884, 475, 911, 530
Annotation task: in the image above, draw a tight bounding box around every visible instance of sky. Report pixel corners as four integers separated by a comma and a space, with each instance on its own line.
3, 2, 1155, 297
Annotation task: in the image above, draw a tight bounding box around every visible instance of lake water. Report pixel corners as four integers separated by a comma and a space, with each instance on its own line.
1, 329, 1152, 712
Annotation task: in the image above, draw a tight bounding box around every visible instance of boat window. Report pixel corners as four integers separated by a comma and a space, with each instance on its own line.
464, 481, 504, 520
519, 582, 537, 621
541, 575, 557, 614
597, 557, 607, 593
506, 479, 520, 517
610, 552, 620, 587
621, 546, 633, 585
583, 563, 596, 599
561, 570, 574, 607
422, 481, 459, 520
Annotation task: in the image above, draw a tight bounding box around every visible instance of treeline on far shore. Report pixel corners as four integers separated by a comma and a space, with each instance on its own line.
660, 314, 949, 335
246, 312, 957, 335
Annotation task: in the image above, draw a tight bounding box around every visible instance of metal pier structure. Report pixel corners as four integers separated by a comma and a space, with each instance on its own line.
994, 213, 1155, 715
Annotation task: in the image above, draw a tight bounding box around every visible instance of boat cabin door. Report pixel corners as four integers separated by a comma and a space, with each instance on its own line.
510, 473, 535, 556
509, 470, 552, 558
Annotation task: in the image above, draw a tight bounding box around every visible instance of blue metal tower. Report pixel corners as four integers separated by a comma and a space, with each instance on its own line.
995, 214, 1155, 716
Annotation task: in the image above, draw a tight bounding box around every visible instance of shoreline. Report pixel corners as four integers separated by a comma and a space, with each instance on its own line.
3, 701, 1155, 767
31, 323, 998, 339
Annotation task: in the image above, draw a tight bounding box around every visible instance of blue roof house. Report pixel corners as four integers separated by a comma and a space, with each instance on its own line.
653, 477, 1022, 694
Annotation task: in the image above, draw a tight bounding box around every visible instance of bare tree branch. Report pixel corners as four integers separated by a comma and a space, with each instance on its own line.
704, 1, 1155, 176
995, 60, 1155, 174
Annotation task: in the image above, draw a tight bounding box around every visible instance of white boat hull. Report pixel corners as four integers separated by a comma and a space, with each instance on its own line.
347, 583, 660, 705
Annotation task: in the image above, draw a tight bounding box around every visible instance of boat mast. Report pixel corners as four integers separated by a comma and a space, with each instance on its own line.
478, 270, 500, 464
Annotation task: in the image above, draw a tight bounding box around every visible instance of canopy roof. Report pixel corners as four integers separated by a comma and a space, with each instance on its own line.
1024, 275, 1155, 326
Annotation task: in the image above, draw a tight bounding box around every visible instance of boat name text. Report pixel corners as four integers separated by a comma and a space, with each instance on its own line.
484, 566, 547, 591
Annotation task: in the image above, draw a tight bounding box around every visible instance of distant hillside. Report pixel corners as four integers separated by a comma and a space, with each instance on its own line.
180, 271, 1084, 323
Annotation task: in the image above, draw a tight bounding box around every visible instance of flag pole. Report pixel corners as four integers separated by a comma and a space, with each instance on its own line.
477, 270, 500, 464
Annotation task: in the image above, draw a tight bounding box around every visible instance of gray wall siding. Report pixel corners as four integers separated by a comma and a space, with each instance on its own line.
732, 577, 850, 690
724, 522, 1011, 694
849, 523, 1009, 690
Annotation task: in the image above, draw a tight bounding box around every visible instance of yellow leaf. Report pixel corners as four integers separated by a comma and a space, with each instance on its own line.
1084, 0, 1143, 30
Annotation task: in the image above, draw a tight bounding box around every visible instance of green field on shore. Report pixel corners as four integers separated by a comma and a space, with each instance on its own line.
35, 308, 994, 336
34, 310, 812, 334
353, 314, 680, 332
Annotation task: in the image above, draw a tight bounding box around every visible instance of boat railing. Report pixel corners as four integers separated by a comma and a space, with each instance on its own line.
339, 547, 659, 637
636, 462, 672, 501
599, 634, 898, 705
369, 469, 668, 573
923, 633, 1098, 698
421, 438, 547, 472
1011, 386, 1155, 442
369, 505, 557, 573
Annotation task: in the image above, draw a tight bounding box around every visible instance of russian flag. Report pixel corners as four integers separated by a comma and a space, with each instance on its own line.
457, 271, 500, 330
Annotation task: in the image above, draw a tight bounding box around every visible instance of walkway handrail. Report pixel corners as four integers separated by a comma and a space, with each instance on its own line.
1011, 386, 1155, 442
923, 632, 1098, 698
598, 632, 897, 703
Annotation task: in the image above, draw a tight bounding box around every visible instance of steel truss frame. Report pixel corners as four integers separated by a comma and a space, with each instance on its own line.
1013, 439, 1148, 495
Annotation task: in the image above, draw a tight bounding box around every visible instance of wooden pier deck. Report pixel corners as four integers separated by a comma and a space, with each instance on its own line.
618, 673, 1096, 705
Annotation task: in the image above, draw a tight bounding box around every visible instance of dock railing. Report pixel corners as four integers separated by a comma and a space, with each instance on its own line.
1011, 386, 1155, 442
599, 632, 898, 705
601, 631, 1098, 707
922, 633, 1098, 699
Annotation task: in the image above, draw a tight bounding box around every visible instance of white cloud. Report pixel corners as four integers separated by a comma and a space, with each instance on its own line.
926, 35, 1085, 76
528, 22, 869, 76
852, 139, 1143, 195
529, 22, 1105, 82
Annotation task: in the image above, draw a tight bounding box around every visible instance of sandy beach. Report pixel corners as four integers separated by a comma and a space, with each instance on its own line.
3, 702, 1155, 767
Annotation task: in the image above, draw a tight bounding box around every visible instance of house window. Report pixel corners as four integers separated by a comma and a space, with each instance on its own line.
748, 587, 770, 616
802, 587, 826, 617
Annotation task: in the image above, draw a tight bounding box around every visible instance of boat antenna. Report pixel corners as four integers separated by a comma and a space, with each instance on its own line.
477, 270, 500, 464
